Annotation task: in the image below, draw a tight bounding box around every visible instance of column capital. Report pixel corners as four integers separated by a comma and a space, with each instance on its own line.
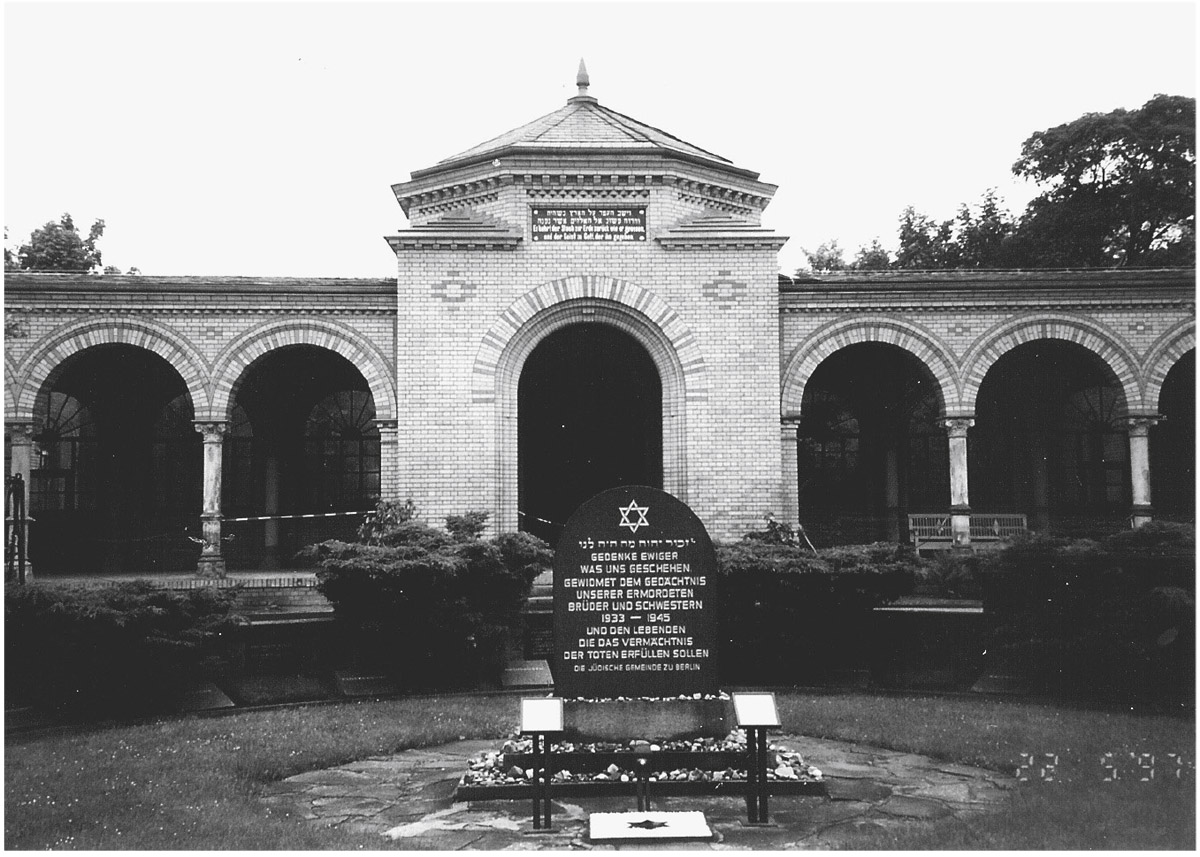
1125, 415, 1161, 437
779, 420, 799, 438
943, 417, 975, 438
193, 421, 228, 442
374, 419, 399, 432
5, 422, 37, 444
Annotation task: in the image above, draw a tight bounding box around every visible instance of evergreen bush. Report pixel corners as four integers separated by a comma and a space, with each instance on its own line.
308, 504, 551, 689
4, 581, 239, 715
714, 524, 918, 684
983, 523, 1195, 704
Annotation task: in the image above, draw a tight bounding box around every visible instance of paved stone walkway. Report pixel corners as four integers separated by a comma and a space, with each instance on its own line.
261, 734, 1015, 849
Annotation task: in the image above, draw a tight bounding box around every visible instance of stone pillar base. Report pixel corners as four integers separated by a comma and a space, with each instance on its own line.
196, 555, 227, 579
949, 508, 971, 549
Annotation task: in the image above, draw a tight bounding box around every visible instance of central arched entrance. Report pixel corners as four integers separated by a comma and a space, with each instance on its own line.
518, 323, 663, 544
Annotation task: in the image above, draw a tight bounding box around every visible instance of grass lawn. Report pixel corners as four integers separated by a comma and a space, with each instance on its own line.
778, 693, 1195, 849
5, 691, 1194, 849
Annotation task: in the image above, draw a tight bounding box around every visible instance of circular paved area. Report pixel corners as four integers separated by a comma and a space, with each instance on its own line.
261, 734, 1014, 849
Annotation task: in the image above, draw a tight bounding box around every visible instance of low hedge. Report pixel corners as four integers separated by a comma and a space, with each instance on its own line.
714, 525, 919, 684
5, 581, 240, 715
982, 522, 1195, 704
309, 502, 552, 689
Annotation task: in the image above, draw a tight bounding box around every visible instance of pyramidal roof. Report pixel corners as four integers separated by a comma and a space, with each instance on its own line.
421, 60, 734, 173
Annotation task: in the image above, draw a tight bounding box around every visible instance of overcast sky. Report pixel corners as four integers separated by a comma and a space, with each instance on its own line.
4, 1, 1196, 277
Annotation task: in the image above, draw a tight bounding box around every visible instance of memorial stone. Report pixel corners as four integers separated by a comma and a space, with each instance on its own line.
553, 485, 719, 698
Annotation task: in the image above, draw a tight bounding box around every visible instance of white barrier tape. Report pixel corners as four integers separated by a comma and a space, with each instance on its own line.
224, 511, 370, 522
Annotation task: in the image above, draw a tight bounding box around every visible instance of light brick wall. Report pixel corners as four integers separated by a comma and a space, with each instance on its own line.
779, 271, 1194, 419
4, 275, 399, 493
5, 263, 1192, 551
393, 181, 784, 538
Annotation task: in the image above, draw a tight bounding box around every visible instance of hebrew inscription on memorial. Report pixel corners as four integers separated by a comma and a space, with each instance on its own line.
532, 206, 647, 242
553, 485, 718, 697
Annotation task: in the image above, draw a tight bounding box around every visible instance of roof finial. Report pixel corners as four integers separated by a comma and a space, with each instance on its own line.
576, 58, 590, 95
568, 58, 597, 105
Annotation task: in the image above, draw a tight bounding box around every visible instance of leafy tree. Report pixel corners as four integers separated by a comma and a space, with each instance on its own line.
953, 189, 1021, 267
800, 239, 847, 273
1012, 94, 1195, 267
894, 206, 958, 269
892, 191, 1022, 269
14, 213, 106, 272
851, 238, 892, 270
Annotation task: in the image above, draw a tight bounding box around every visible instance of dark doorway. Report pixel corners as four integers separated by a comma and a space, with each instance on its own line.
30, 345, 200, 575
1152, 350, 1195, 521
972, 340, 1129, 536
518, 323, 662, 545
796, 343, 946, 545
223, 346, 380, 569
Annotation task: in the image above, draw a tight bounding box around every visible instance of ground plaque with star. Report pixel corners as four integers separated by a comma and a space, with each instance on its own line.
552, 485, 718, 697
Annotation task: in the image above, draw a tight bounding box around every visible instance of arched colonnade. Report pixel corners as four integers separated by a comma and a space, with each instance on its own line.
780, 312, 1195, 546
6, 317, 398, 576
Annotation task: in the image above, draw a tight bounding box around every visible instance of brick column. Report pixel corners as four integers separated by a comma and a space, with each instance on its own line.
193, 421, 227, 578
1126, 416, 1159, 528
944, 417, 974, 548
7, 422, 36, 579
780, 420, 799, 528
376, 419, 399, 508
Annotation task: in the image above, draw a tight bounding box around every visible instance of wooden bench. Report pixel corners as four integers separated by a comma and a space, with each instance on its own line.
908, 513, 1027, 551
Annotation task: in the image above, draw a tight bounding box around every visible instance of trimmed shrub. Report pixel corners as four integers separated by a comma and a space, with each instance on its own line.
5, 581, 240, 715
308, 506, 552, 689
714, 531, 918, 684
982, 524, 1195, 704
915, 551, 984, 600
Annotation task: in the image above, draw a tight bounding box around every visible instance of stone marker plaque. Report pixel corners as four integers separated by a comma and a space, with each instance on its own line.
553, 485, 718, 697
531, 206, 647, 242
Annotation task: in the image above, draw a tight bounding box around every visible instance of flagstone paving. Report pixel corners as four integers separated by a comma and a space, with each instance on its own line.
261, 734, 1015, 848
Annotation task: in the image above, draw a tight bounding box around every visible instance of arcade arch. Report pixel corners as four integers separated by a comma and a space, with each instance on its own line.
219, 345, 382, 569
781, 316, 960, 419
794, 342, 948, 544
960, 314, 1141, 415
971, 340, 1131, 533
209, 318, 397, 423
14, 318, 208, 421
1151, 349, 1195, 520
27, 344, 201, 575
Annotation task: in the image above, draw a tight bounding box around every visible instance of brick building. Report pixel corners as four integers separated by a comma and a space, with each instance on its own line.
4, 67, 1194, 576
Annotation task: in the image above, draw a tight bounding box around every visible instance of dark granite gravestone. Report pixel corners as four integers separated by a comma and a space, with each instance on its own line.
553, 485, 719, 699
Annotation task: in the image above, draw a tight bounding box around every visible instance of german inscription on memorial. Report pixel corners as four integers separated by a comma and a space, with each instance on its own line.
532, 206, 647, 242
553, 486, 718, 697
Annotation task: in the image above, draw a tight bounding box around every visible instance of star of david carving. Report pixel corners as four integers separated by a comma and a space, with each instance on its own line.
627, 818, 668, 830
618, 500, 649, 533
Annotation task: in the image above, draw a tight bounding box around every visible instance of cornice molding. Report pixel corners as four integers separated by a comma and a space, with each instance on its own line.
4, 305, 396, 316
780, 301, 1195, 314
656, 211, 787, 251
386, 208, 523, 252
